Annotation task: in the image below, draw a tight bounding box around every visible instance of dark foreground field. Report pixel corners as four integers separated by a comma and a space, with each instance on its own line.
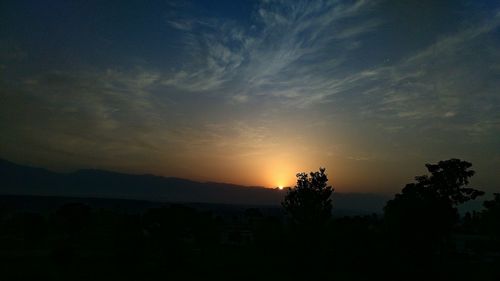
1, 195, 499, 281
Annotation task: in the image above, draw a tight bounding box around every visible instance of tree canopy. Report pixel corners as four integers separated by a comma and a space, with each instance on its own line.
384, 159, 484, 255
482, 193, 500, 238
282, 168, 334, 228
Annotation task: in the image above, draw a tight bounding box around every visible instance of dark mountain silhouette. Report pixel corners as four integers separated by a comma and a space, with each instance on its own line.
0, 158, 388, 213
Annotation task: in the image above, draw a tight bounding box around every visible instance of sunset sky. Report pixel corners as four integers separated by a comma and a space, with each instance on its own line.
1, 0, 499, 193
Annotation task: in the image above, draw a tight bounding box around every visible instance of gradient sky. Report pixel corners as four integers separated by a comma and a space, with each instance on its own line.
1, 0, 499, 194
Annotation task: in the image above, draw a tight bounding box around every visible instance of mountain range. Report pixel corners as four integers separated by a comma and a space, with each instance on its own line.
0, 158, 389, 213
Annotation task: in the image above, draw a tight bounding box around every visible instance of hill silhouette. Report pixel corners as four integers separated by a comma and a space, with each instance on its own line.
0, 158, 279, 205
0, 158, 388, 213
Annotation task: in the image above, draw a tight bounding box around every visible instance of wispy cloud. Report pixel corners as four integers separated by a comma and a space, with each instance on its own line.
0, 68, 171, 165
161, 0, 382, 106
350, 12, 500, 137
161, 1, 500, 136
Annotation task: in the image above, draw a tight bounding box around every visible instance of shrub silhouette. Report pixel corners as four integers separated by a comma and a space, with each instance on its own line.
384, 159, 484, 256
282, 167, 334, 228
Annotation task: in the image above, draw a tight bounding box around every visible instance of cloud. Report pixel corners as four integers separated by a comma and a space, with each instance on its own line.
160, 0, 382, 105
0, 67, 172, 166
167, 19, 194, 31
160, 0, 500, 135
309, 11, 500, 140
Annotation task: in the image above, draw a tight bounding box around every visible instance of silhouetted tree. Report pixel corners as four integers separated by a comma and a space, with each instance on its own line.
481, 193, 500, 239
384, 159, 484, 256
282, 168, 334, 228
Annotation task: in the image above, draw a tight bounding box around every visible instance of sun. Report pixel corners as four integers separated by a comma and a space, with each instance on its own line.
278, 185, 284, 190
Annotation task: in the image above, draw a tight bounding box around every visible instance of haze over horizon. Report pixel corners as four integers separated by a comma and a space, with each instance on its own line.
1, 0, 499, 194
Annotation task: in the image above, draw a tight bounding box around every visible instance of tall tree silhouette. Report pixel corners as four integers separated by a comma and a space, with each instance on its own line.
282, 168, 334, 228
384, 159, 484, 256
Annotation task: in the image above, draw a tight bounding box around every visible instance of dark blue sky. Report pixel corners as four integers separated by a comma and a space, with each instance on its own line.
1, 0, 499, 193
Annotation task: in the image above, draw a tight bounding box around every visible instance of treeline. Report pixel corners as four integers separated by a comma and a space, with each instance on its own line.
0, 159, 499, 280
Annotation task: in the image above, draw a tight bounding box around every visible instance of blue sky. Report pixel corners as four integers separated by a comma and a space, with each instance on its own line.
1, 0, 499, 193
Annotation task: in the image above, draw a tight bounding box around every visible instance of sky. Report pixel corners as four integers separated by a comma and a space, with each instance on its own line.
1, 0, 499, 194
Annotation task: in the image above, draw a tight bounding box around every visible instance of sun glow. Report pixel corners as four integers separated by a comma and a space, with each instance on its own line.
278, 185, 284, 190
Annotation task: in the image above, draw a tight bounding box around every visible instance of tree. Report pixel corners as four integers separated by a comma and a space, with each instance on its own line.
414, 159, 483, 204
282, 168, 334, 228
481, 193, 500, 239
384, 159, 484, 255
